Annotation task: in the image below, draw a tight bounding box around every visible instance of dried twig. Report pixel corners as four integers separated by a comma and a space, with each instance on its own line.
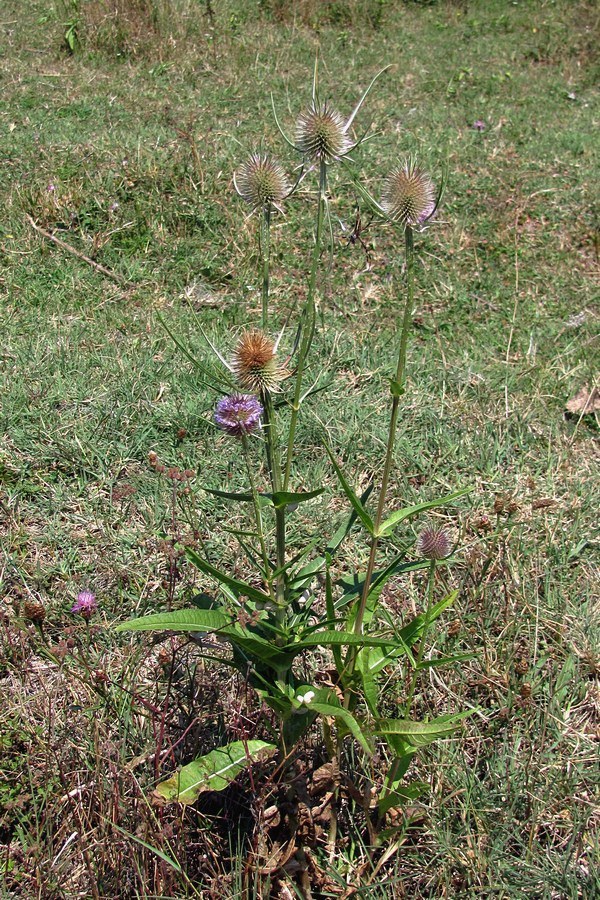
25, 214, 127, 285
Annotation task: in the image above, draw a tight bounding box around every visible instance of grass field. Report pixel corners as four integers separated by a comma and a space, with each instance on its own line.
1, 0, 599, 897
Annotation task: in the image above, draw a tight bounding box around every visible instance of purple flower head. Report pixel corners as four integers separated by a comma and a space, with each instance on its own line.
472, 120, 486, 132
417, 526, 452, 561
72, 590, 97, 620
214, 394, 263, 437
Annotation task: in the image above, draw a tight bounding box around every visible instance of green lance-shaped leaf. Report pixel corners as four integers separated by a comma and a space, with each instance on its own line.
325, 444, 375, 536
185, 547, 270, 604
204, 487, 325, 510
393, 590, 459, 653
355, 648, 379, 716
226, 625, 297, 669
415, 651, 475, 670
325, 556, 343, 671
378, 750, 423, 815
115, 608, 231, 633
294, 631, 403, 650
204, 487, 271, 507
285, 483, 375, 601
377, 487, 471, 538
377, 711, 472, 748
270, 487, 325, 509
309, 700, 372, 756
154, 740, 276, 805
344, 555, 426, 631
379, 780, 429, 816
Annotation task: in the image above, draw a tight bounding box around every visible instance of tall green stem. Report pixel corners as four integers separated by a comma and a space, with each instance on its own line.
241, 433, 274, 603
261, 390, 286, 618
404, 559, 436, 717
343, 226, 415, 702
260, 205, 272, 330
352, 225, 415, 638
380, 559, 436, 811
283, 159, 327, 491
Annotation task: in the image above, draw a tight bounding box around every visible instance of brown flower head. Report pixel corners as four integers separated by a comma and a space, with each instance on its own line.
232, 330, 285, 394
23, 599, 46, 625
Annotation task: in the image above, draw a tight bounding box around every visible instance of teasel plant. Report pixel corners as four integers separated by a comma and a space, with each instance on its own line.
115, 68, 474, 841
272, 58, 391, 491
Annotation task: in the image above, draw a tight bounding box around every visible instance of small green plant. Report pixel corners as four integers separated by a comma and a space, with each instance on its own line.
116, 62, 472, 835
61, 0, 81, 53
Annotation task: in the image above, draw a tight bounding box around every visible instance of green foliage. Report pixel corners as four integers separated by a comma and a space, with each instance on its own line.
155, 741, 277, 804
2, 0, 598, 892
116, 57, 474, 824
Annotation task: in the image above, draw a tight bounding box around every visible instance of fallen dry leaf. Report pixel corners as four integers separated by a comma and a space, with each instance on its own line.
565, 384, 600, 417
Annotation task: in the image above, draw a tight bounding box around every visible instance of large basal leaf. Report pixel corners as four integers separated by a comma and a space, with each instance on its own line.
115, 608, 231, 633
154, 740, 276, 805
377, 487, 471, 537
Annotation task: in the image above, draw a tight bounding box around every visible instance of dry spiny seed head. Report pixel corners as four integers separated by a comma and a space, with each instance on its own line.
514, 657, 529, 676
381, 162, 437, 227
448, 619, 461, 637
23, 600, 46, 624
296, 102, 350, 163
417, 526, 452, 560
232, 330, 284, 394
235, 153, 291, 210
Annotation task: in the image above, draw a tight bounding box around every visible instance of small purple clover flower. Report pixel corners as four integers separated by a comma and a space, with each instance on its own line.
214, 394, 263, 437
472, 120, 486, 132
72, 590, 97, 620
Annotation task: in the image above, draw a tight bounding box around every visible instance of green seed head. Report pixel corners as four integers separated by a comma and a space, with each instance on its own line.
296, 102, 350, 163
381, 162, 436, 227
235, 153, 290, 210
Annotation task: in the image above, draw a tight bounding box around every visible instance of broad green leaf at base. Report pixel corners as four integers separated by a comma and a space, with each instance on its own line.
155, 740, 276, 805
